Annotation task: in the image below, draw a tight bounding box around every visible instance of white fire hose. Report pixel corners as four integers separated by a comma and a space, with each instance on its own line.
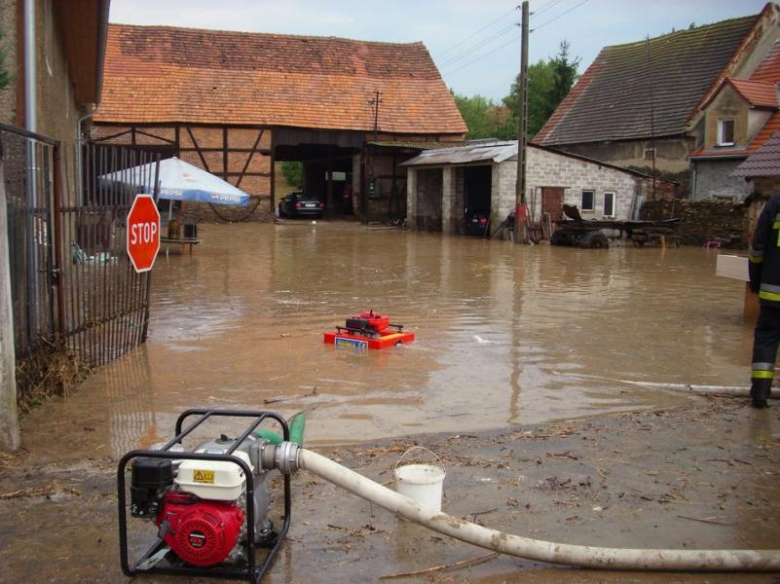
296, 448, 780, 572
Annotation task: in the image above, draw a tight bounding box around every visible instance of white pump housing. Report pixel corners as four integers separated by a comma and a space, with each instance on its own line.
175, 450, 251, 501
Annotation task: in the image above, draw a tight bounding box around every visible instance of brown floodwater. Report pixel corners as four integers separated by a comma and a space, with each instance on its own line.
23, 222, 754, 459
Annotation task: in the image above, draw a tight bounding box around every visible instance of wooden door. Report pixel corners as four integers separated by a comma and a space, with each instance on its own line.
541, 187, 564, 222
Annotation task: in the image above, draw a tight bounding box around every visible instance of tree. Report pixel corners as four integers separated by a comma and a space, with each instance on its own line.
549, 41, 580, 107
504, 41, 580, 139
452, 93, 515, 140
281, 161, 303, 189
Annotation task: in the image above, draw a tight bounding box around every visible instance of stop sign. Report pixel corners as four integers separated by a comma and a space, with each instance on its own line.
126, 194, 161, 273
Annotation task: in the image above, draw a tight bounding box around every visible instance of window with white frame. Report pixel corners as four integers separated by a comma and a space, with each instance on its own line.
581, 190, 595, 211
717, 119, 735, 146
603, 192, 616, 218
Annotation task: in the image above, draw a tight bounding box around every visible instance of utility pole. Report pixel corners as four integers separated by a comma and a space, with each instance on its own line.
369, 90, 383, 139
367, 90, 383, 211
514, 1, 529, 244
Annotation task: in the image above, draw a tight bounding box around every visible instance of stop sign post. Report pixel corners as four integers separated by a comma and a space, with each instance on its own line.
127, 194, 161, 273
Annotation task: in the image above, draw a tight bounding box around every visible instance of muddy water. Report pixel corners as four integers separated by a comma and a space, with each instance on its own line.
23, 223, 753, 458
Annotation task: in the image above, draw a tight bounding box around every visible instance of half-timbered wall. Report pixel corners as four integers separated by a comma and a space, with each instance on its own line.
89, 123, 273, 222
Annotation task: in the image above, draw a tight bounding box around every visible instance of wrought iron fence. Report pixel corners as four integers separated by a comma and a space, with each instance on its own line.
63, 141, 160, 367
2, 123, 160, 373
1, 125, 57, 352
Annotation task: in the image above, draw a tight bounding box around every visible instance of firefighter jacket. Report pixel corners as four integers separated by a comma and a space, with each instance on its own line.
749, 194, 780, 306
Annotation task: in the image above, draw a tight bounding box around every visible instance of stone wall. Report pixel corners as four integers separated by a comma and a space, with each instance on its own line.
641, 199, 748, 247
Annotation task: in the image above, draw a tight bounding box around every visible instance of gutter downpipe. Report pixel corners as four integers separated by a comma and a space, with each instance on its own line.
23, 0, 38, 334
76, 108, 96, 203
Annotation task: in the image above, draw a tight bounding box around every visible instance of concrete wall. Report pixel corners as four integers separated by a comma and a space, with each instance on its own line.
704, 85, 748, 149
37, 0, 79, 144
407, 167, 442, 231
691, 158, 752, 200
553, 137, 691, 179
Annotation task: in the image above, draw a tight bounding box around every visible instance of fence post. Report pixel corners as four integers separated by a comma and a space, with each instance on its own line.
0, 149, 21, 451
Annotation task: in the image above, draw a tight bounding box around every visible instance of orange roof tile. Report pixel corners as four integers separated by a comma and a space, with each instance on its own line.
95, 24, 467, 136
727, 78, 777, 107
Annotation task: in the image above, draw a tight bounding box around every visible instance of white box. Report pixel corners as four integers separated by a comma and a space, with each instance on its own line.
716, 254, 749, 282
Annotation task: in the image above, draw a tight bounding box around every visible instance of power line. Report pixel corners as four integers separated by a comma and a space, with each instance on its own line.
443, 35, 520, 76
435, 5, 519, 59
532, 0, 565, 17
531, 0, 589, 32
440, 22, 518, 68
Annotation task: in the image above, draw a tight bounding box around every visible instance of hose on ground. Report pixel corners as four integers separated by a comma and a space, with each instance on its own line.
298, 448, 780, 572
617, 381, 779, 398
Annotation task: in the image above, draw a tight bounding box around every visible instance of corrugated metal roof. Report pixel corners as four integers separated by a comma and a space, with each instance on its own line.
732, 130, 780, 177
401, 140, 517, 166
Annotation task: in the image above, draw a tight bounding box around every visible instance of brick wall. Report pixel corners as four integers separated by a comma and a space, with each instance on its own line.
641, 199, 747, 247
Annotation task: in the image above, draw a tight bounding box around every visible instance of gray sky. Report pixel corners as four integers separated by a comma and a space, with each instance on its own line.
110, 0, 769, 102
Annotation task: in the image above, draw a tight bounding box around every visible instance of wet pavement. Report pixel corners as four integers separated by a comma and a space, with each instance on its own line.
21, 222, 753, 460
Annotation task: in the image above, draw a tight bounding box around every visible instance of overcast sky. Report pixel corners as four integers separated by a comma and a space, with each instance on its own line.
110, 0, 769, 102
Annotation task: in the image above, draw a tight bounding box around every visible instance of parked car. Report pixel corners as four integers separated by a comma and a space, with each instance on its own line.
278, 192, 324, 219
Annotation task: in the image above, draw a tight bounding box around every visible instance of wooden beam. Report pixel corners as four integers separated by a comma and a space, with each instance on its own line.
178, 147, 271, 155
186, 126, 210, 172
91, 128, 132, 143
222, 126, 228, 181
235, 129, 264, 189
134, 128, 176, 145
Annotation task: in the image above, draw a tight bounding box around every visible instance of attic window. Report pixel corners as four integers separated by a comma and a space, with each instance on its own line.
717, 119, 735, 147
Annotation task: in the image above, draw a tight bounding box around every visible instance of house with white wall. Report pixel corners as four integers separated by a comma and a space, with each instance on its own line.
402, 140, 674, 236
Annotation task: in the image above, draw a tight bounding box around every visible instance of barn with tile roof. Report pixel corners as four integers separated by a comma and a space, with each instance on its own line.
534, 5, 779, 193
91, 24, 467, 223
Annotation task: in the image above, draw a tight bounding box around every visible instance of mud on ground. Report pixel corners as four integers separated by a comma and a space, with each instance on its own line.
1, 398, 779, 583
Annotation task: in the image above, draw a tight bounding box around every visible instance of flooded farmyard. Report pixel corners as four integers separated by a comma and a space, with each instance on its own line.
21, 222, 752, 459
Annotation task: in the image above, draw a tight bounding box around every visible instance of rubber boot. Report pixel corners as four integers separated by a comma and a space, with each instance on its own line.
750, 378, 771, 409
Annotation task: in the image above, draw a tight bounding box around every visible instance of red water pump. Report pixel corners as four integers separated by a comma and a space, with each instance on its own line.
119, 409, 295, 583
156, 492, 245, 567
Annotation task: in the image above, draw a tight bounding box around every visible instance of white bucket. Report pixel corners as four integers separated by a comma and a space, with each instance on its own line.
394, 447, 446, 512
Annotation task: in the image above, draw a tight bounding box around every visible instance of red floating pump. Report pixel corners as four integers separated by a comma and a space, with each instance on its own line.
156, 492, 245, 567
324, 310, 415, 350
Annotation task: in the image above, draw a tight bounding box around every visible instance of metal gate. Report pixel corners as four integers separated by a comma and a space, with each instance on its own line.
2, 123, 160, 379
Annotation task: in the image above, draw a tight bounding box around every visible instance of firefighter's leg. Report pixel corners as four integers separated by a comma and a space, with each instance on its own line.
751, 305, 780, 408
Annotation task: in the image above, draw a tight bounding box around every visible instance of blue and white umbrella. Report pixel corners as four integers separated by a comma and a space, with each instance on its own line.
100, 156, 250, 207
